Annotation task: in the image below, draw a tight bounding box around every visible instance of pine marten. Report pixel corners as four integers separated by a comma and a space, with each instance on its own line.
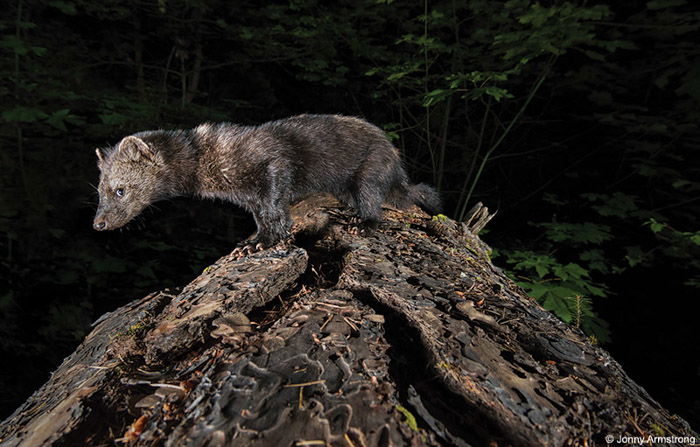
93, 114, 441, 252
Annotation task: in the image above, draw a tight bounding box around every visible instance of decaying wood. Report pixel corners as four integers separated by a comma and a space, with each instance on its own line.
0, 195, 696, 447
463, 202, 495, 235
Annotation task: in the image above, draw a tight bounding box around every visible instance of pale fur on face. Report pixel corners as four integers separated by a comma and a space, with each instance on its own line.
94, 136, 164, 230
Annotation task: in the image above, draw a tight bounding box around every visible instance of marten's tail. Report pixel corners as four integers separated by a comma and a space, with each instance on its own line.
408, 182, 442, 214
389, 181, 442, 215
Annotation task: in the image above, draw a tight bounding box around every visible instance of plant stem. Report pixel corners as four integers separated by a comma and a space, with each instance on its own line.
14, 0, 30, 202
436, 95, 452, 192
457, 58, 554, 220
456, 97, 490, 219
423, 0, 435, 183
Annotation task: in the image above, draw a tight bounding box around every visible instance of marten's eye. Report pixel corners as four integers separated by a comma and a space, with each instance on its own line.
115, 188, 125, 197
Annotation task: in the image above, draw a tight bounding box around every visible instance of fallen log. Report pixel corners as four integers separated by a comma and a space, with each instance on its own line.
0, 196, 696, 447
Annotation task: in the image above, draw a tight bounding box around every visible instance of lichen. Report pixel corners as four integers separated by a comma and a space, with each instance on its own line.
396, 404, 419, 432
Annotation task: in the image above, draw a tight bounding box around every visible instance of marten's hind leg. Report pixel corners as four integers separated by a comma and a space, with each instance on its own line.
351, 175, 386, 225
348, 184, 386, 236
349, 147, 397, 232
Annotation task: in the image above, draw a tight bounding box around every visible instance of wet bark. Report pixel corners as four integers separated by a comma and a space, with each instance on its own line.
0, 196, 696, 447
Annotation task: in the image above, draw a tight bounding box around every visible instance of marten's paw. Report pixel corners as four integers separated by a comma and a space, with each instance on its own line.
232, 236, 294, 259
232, 242, 266, 259
348, 225, 362, 235
348, 217, 378, 236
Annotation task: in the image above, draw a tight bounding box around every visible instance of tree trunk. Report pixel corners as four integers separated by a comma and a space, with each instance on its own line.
0, 196, 696, 447
133, 17, 145, 102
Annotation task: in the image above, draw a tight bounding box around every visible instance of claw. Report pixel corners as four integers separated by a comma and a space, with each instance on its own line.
231, 241, 268, 259
347, 217, 378, 236
232, 234, 295, 258
232, 245, 250, 259
232, 247, 245, 259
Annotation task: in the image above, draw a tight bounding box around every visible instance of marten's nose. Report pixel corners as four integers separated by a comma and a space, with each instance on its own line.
93, 220, 106, 231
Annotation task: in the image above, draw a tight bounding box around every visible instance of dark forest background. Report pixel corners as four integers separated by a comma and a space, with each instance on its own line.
1, 0, 698, 429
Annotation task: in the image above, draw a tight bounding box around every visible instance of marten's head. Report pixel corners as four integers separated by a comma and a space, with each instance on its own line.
93, 135, 165, 231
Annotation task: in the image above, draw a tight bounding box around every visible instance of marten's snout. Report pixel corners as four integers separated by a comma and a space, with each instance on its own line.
93, 219, 106, 231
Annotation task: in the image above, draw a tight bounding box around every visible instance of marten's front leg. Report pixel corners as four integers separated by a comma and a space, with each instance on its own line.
252, 204, 293, 246
233, 200, 293, 258
232, 163, 295, 258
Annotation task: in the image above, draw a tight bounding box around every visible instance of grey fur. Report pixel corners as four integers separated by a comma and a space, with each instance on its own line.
93, 114, 441, 246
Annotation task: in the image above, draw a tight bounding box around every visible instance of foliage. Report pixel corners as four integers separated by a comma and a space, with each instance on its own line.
360, 0, 698, 342
0, 0, 698, 422
502, 246, 610, 342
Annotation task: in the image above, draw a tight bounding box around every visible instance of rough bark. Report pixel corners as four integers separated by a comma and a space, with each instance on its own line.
0, 196, 696, 447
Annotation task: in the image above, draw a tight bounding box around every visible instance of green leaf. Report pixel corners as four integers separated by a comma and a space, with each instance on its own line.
48, 1, 77, 15
536, 222, 613, 245
542, 293, 573, 323
0, 35, 31, 55
625, 246, 644, 267
580, 316, 610, 343
99, 113, 130, 125
583, 284, 606, 297
0, 292, 15, 311
647, 218, 666, 233
581, 192, 639, 218
523, 283, 549, 300
46, 109, 72, 131
2, 107, 48, 123
542, 193, 566, 205
32, 46, 48, 56
689, 233, 700, 246
579, 249, 609, 273
422, 89, 453, 106
562, 263, 589, 280
646, 0, 686, 9
387, 71, 410, 81
484, 86, 514, 102
583, 50, 605, 61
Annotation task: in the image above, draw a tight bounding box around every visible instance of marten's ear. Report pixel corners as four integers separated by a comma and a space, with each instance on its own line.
118, 136, 160, 164
95, 148, 106, 167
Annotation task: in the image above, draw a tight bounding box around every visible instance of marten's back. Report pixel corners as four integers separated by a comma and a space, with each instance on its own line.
253, 114, 404, 198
